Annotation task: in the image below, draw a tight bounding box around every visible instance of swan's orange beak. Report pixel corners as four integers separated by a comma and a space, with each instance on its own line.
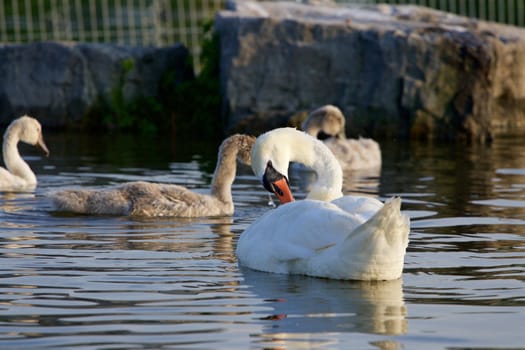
270, 177, 294, 204
262, 160, 295, 204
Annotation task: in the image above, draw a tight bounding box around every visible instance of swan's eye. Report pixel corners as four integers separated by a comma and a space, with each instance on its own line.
317, 130, 332, 140
262, 174, 274, 193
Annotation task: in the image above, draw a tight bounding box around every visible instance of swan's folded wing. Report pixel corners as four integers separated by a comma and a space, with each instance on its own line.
131, 183, 208, 217
239, 200, 360, 263
0, 168, 26, 189
50, 186, 131, 215
340, 197, 410, 256
331, 195, 383, 222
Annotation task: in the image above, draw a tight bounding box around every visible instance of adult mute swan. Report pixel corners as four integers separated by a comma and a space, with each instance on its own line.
302, 105, 382, 170
0, 115, 49, 191
236, 128, 409, 280
51, 134, 255, 217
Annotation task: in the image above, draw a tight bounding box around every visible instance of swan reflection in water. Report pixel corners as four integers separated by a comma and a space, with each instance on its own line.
241, 268, 407, 338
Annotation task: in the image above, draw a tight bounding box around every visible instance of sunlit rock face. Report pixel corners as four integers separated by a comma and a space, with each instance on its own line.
0, 42, 191, 127
216, 1, 525, 142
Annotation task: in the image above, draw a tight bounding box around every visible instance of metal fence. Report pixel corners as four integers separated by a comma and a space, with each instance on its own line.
0, 0, 226, 70
341, 0, 524, 27
0, 0, 523, 72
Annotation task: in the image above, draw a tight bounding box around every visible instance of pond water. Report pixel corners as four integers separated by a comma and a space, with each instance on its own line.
0, 130, 524, 350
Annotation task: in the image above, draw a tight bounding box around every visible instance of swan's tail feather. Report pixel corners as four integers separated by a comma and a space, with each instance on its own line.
339, 197, 410, 280
50, 189, 130, 215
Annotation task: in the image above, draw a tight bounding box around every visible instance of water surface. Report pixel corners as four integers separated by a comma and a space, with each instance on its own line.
0, 131, 524, 349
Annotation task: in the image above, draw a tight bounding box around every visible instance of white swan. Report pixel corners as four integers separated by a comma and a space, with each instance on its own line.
236, 128, 409, 280
0, 115, 49, 191
302, 105, 382, 170
50, 134, 255, 217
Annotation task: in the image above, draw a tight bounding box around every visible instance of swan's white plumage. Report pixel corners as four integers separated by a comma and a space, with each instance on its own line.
50, 134, 255, 217
0, 115, 49, 191
302, 105, 382, 170
237, 197, 409, 280
237, 127, 409, 280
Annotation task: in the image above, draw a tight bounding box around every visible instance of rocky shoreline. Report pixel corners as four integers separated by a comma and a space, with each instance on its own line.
0, 42, 191, 129
216, 1, 525, 141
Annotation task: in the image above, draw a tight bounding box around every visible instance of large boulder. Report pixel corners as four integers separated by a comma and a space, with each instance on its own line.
0, 42, 191, 127
216, 1, 525, 141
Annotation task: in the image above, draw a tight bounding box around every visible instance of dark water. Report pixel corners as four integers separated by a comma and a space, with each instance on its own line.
0, 131, 524, 349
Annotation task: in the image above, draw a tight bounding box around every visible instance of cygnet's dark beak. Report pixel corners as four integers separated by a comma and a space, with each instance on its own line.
262, 161, 294, 204
38, 134, 50, 157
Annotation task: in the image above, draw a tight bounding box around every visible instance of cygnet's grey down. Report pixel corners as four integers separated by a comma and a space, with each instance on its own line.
302, 105, 382, 170
50, 134, 255, 217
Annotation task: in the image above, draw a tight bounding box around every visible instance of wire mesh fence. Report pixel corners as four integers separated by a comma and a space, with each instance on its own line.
0, 0, 523, 72
0, 0, 226, 71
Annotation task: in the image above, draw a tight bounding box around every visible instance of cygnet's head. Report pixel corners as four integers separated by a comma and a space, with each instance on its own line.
302, 105, 346, 140
6, 115, 49, 156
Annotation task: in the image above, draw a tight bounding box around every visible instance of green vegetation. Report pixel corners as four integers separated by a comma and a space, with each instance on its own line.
83, 57, 169, 135
84, 20, 222, 140
170, 20, 223, 140
101, 58, 162, 134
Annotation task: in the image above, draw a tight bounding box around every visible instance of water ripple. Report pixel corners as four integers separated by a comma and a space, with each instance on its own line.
1, 133, 524, 349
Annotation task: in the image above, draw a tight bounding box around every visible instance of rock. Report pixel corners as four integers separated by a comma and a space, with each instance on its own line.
0, 42, 191, 127
215, 1, 525, 141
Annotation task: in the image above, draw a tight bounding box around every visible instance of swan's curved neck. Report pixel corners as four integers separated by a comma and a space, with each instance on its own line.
3, 129, 37, 185
290, 132, 343, 201
211, 144, 238, 205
